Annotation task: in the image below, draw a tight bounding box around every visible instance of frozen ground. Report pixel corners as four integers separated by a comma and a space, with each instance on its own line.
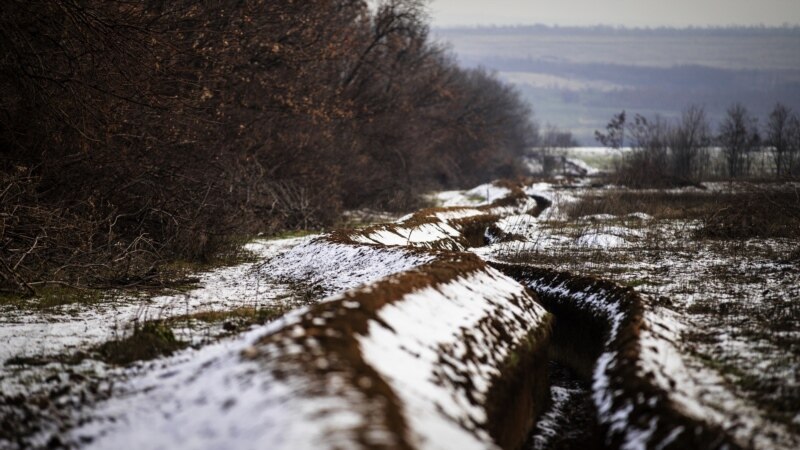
55, 199, 549, 449
0, 236, 335, 448
493, 181, 800, 449
2, 182, 548, 449
0, 237, 314, 366
3, 169, 797, 449
431, 182, 512, 207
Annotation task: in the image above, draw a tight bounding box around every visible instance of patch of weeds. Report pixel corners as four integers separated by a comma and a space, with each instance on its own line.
168, 306, 286, 334
285, 280, 325, 305
4, 352, 88, 367
692, 350, 800, 432
696, 196, 800, 240
686, 301, 719, 315
4, 355, 52, 367
625, 278, 657, 288
0, 285, 102, 310
96, 321, 186, 365
149, 242, 260, 293
0, 292, 29, 309
466, 193, 486, 203
566, 191, 714, 221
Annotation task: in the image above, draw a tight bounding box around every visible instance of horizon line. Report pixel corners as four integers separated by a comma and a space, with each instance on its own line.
433, 23, 800, 31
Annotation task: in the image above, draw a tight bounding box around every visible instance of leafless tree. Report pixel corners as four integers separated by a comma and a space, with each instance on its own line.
595, 111, 626, 150
718, 103, 760, 178
789, 115, 800, 177
540, 125, 578, 175
765, 103, 794, 177
670, 105, 712, 182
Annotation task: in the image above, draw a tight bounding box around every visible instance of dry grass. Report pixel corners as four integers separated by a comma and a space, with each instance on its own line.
697, 191, 800, 239
167, 306, 288, 335
567, 191, 722, 221
567, 188, 799, 239
96, 321, 186, 366
0, 285, 103, 310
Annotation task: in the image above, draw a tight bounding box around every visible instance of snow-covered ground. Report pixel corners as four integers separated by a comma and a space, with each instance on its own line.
61, 219, 550, 449
4, 160, 798, 450
490, 181, 800, 449
262, 239, 433, 296
431, 182, 512, 207
0, 237, 310, 365
3, 179, 554, 449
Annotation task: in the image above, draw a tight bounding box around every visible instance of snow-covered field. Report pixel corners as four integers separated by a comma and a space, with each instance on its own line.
0, 238, 311, 365
491, 181, 800, 449
2, 168, 797, 450
2, 180, 553, 449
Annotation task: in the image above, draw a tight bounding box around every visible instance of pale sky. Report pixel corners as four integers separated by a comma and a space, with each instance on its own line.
429, 0, 800, 28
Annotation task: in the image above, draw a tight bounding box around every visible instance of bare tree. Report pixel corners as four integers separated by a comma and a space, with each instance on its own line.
790, 115, 800, 177
595, 111, 626, 150
622, 114, 671, 185
766, 103, 794, 177
539, 125, 578, 175
0, 0, 539, 291
718, 103, 760, 178
670, 105, 712, 182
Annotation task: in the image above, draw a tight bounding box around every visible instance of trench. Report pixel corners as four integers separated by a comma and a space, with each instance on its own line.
470, 194, 605, 449
451, 194, 606, 449
322, 186, 739, 449
493, 262, 740, 450
528, 360, 597, 450
520, 281, 606, 450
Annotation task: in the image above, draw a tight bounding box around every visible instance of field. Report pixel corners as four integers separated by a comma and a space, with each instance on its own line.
4, 5, 798, 449
494, 180, 800, 448
2, 167, 797, 449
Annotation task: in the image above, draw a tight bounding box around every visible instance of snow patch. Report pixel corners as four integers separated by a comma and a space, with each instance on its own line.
431, 183, 511, 207
576, 233, 627, 248
358, 268, 548, 449
262, 240, 433, 296
0, 237, 310, 364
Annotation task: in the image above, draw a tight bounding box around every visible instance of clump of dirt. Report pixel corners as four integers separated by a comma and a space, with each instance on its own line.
251, 257, 490, 450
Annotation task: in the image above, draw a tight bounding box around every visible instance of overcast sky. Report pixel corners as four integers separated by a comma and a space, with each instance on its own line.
429, 0, 800, 28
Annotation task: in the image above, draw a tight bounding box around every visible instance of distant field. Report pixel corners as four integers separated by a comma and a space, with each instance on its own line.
434, 26, 800, 144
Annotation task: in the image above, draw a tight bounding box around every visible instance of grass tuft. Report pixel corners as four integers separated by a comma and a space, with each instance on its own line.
0, 285, 102, 310
97, 321, 186, 365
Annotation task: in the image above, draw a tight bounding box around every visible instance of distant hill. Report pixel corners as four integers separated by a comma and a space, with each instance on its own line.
434, 25, 800, 144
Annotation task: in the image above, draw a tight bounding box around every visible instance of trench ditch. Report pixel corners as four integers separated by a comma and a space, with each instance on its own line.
21, 182, 751, 450
495, 264, 741, 450
335, 182, 743, 449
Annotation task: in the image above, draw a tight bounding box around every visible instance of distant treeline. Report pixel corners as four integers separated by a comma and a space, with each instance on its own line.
596, 103, 800, 187
437, 24, 800, 37
472, 58, 798, 91
0, 0, 536, 293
